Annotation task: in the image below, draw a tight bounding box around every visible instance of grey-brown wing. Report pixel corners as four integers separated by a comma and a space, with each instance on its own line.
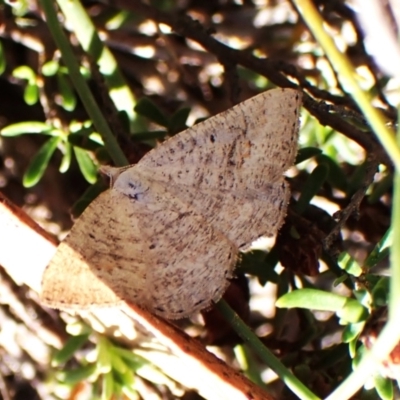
138, 88, 301, 192
42, 172, 237, 319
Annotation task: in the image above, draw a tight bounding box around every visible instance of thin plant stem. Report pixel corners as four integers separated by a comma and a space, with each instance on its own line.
293, 1, 400, 398
39, 0, 129, 167
56, 0, 141, 132
216, 299, 321, 400
293, 0, 400, 173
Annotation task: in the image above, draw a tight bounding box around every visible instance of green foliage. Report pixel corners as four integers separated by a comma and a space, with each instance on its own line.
0, 40, 6, 75
276, 288, 369, 324
374, 375, 394, 400
294, 164, 329, 214
56, 70, 77, 111
134, 97, 191, 139
5, 0, 29, 16
51, 328, 167, 400
52, 333, 91, 366
0, 120, 101, 187
12, 65, 39, 105
23, 136, 61, 187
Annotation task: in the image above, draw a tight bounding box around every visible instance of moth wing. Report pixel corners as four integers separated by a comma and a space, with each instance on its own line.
107, 172, 238, 319
42, 172, 237, 319
42, 88, 301, 316
134, 88, 301, 249
138, 88, 301, 191
41, 190, 149, 310
141, 207, 237, 319
154, 178, 290, 249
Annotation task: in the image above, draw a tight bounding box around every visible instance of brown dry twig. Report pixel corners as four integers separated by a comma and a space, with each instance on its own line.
323, 156, 380, 252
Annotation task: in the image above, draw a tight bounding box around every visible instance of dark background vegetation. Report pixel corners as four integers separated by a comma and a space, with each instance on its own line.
0, 1, 398, 399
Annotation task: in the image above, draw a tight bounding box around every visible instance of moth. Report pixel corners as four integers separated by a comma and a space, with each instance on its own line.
41, 88, 302, 319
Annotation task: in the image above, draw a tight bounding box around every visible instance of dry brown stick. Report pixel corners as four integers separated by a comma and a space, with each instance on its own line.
0, 191, 274, 400
323, 156, 380, 252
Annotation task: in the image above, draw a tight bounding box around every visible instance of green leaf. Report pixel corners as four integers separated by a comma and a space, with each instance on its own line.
71, 180, 107, 218
352, 344, 365, 369
57, 72, 77, 111
348, 337, 358, 358
120, 383, 138, 400
68, 133, 102, 152
24, 82, 39, 105
41, 60, 59, 76
0, 41, 6, 75
368, 173, 393, 204
316, 154, 348, 191
12, 65, 36, 82
135, 363, 170, 386
168, 107, 190, 134
342, 322, 365, 343
374, 374, 393, 400
1, 121, 54, 137
105, 10, 130, 30
333, 274, 348, 287
52, 333, 90, 366
23, 136, 60, 187
238, 249, 279, 285
110, 351, 128, 375
102, 372, 114, 400
295, 147, 322, 164
97, 337, 112, 374
365, 228, 392, 270
113, 347, 147, 371
56, 363, 97, 385
73, 147, 97, 184
338, 252, 363, 277
372, 278, 390, 307
277, 288, 346, 311
59, 141, 72, 173
7, 0, 29, 16
134, 97, 169, 127
295, 164, 329, 214
66, 321, 91, 336
337, 300, 369, 324
112, 365, 134, 389
276, 288, 368, 323
116, 110, 131, 133
347, 161, 367, 196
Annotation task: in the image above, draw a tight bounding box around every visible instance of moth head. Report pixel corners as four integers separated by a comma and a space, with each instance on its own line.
99, 165, 150, 201
113, 168, 150, 201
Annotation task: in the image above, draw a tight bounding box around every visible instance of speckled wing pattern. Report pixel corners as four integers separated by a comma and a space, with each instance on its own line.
41, 88, 302, 319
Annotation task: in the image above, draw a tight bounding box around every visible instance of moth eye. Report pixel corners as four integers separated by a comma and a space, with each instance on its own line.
124, 180, 147, 201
